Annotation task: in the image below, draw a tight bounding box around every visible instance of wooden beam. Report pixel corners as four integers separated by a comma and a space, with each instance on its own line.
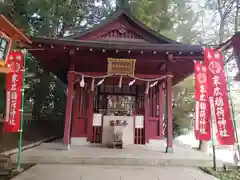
63, 59, 75, 148
165, 76, 173, 153
159, 83, 164, 138
87, 88, 94, 142
31, 36, 203, 53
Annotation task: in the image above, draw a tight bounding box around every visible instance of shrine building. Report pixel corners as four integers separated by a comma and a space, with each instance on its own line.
30, 8, 203, 152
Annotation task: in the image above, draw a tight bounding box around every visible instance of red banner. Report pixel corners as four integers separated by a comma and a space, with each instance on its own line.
194, 62, 211, 141
4, 51, 23, 132
204, 48, 235, 145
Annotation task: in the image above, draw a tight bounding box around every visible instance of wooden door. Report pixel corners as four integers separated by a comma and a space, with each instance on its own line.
71, 85, 89, 138
147, 85, 163, 140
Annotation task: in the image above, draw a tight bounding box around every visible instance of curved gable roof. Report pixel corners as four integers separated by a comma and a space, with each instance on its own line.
66, 9, 180, 44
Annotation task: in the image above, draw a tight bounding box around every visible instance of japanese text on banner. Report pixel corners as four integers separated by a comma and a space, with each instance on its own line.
4, 51, 23, 133
194, 62, 211, 141
204, 48, 235, 145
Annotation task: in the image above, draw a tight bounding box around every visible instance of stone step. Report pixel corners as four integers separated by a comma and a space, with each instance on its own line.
0, 154, 11, 169
12, 155, 223, 168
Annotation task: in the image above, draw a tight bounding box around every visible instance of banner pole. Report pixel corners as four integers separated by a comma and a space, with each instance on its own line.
209, 97, 217, 171
17, 51, 26, 171
224, 57, 240, 160
211, 119, 217, 171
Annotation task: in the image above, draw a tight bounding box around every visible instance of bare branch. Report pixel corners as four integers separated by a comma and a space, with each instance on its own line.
235, 0, 240, 32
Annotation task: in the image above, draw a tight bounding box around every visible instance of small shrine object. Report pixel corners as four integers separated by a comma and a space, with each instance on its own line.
0, 14, 31, 73
109, 119, 128, 149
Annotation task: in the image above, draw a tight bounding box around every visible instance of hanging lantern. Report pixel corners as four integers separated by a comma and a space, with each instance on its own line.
129, 79, 136, 86
0, 14, 31, 74
0, 31, 11, 68
80, 76, 85, 87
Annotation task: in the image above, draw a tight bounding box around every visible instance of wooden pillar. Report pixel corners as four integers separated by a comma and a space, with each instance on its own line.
63, 60, 75, 149
165, 76, 173, 153
159, 83, 164, 138
144, 89, 149, 143
87, 88, 94, 142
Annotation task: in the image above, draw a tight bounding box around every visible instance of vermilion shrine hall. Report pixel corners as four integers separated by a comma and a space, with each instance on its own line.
30, 8, 203, 152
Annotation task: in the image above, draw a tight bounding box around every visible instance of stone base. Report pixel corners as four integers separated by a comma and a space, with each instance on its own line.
165, 147, 174, 153
71, 137, 89, 146
67, 144, 70, 151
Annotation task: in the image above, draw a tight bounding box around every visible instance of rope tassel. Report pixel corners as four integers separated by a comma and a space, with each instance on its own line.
97, 78, 105, 86
119, 75, 123, 88
91, 78, 95, 91
150, 81, 158, 88
129, 79, 136, 86
80, 76, 85, 87
145, 82, 150, 94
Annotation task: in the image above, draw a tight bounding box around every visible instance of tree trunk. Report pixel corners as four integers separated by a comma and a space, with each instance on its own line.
198, 140, 208, 152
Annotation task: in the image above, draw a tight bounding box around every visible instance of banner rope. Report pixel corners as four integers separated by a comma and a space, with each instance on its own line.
69, 71, 173, 83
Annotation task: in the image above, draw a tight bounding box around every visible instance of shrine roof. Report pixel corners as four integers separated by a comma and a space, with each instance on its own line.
66, 9, 180, 44
31, 36, 203, 53
30, 8, 204, 85
0, 14, 31, 45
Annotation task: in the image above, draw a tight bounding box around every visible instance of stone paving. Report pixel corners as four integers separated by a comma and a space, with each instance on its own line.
12, 164, 219, 180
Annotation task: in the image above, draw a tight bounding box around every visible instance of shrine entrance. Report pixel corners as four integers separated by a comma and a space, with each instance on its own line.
93, 84, 142, 145
71, 76, 165, 147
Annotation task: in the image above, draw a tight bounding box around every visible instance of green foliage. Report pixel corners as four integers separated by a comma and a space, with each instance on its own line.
0, 0, 94, 117
201, 167, 240, 180
172, 76, 195, 135
130, 0, 173, 32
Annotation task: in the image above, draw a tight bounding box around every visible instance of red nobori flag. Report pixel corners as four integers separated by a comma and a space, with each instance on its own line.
204, 48, 235, 145
194, 61, 211, 141
4, 51, 23, 132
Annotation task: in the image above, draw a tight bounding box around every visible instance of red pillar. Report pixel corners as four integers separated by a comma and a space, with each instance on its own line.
63, 63, 75, 149
165, 76, 173, 153
87, 89, 94, 142
159, 83, 164, 138
144, 91, 149, 143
